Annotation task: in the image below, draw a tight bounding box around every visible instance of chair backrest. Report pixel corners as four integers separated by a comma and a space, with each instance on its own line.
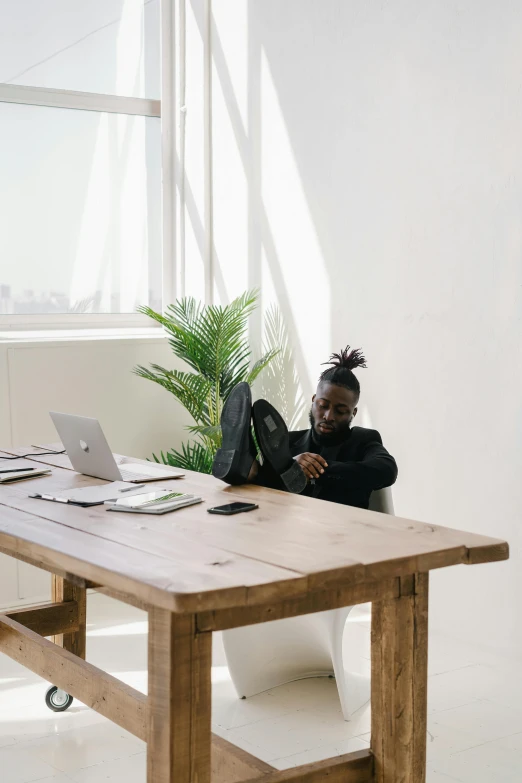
368, 486, 395, 515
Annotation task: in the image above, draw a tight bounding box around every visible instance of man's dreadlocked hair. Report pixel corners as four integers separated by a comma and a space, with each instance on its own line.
319, 346, 367, 398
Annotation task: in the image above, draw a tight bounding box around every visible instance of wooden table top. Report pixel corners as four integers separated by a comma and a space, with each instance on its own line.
0, 445, 508, 613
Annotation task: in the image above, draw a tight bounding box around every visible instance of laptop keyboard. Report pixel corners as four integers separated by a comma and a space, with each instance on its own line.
119, 468, 158, 482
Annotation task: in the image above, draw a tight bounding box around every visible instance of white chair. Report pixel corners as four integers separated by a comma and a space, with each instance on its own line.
222, 487, 395, 720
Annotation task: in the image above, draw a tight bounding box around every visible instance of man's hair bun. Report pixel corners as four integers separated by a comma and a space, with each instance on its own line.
321, 346, 367, 372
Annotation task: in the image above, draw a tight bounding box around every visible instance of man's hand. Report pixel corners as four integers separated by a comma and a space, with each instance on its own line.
294, 453, 328, 480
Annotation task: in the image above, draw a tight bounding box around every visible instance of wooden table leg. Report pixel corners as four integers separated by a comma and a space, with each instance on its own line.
51, 574, 86, 659
147, 608, 212, 783
371, 573, 429, 783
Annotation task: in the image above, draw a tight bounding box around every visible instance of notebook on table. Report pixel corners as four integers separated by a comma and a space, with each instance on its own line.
106, 490, 202, 515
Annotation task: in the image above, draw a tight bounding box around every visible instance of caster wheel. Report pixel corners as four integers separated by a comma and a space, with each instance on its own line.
45, 686, 73, 712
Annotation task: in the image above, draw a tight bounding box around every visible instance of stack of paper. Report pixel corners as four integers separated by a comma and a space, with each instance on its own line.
29, 481, 155, 507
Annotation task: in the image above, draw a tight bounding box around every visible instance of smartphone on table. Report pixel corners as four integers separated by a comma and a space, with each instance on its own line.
207, 502, 258, 516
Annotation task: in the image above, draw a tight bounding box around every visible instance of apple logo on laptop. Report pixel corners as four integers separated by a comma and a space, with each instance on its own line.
80, 440, 90, 453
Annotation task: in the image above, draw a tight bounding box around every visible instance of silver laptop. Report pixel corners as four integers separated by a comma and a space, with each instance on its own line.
50, 412, 184, 483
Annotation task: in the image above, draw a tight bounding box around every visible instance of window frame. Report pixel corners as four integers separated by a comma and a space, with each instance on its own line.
0, 0, 175, 334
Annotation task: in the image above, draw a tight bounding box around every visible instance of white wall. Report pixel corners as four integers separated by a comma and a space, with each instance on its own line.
0, 333, 190, 608
181, 0, 522, 657
0, 335, 189, 454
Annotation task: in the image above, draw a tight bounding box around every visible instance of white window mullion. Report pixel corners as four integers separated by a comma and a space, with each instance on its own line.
0, 83, 160, 118
0, 312, 154, 332
160, 0, 177, 310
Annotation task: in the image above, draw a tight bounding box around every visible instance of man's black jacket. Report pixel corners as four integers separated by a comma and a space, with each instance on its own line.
257, 426, 397, 509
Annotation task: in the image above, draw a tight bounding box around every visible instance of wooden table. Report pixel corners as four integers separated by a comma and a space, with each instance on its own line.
0, 445, 508, 783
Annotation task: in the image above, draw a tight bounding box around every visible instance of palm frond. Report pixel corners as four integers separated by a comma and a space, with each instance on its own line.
170, 290, 258, 382
133, 365, 212, 424
246, 349, 281, 386
186, 424, 222, 452
186, 423, 222, 441
257, 305, 307, 430
152, 441, 214, 474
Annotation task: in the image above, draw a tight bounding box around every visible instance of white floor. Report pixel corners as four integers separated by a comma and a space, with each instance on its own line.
0, 593, 520, 782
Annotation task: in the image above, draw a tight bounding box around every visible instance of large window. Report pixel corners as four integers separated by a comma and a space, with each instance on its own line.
0, 0, 168, 327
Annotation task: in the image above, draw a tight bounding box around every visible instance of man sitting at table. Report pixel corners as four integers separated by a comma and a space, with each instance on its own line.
212, 346, 398, 509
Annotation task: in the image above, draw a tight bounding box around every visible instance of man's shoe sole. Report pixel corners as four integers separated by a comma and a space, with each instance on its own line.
252, 399, 307, 494
212, 383, 254, 485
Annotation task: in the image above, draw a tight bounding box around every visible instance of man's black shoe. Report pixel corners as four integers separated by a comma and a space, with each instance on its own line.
212, 382, 256, 485
252, 399, 307, 494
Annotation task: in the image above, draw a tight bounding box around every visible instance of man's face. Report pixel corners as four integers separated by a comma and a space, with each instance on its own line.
309, 382, 358, 445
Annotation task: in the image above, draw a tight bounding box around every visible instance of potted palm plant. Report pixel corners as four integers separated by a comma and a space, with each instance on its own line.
134, 290, 277, 473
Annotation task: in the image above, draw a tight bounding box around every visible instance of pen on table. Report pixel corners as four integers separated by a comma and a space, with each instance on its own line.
119, 484, 145, 493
